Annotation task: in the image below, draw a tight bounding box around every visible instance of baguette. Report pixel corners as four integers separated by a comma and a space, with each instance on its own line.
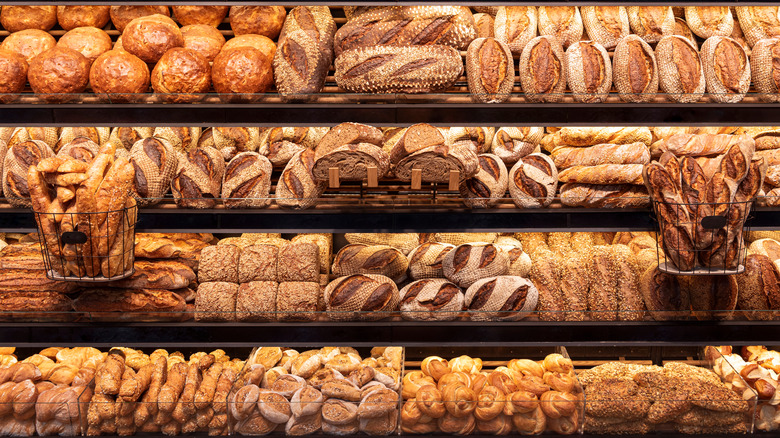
700, 36, 750, 103
612, 35, 659, 103
559, 183, 650, 208
558, 164, 645, 185
565, 41, 612, 103
466, 37, 514, 103
651, 133, 745, 157
627, 7, 674, 44
542, 127, 653, 148
581, 6, 629, 49
656, 35, 706, 103
494, 6, 537, 56
518, 36, 567, 103
552, 143, 650, 169
537, 6, 582, 49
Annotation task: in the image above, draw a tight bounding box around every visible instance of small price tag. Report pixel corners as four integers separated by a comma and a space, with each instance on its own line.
61, 231, 87, 245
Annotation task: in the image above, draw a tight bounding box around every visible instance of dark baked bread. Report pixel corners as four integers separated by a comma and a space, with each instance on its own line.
110, 6, 170, 32
0, 49, 28, 103
172, 6, 229, 27
212, 47, 273, 103
312, 143, 391, 182
221, 152, 273, 209
0, 6, 57, 32
736, 254, 780, 320
89, 50, 150, 102
195, 282, 238, 322
394, 144, 480, 183
459, 154, 508, 208
28, 47, 90, 103
0, 291, 73, 322
324, 274, 400, 321
171, 146, 225, 209
2, 140, 55, 207
57, 27, 112, 66
181, 24, 225, 62
229, 6, 286, 39
151, 48, 211, 103
129, 137, 177, 206
275, 149, 326, 210
57, 6, 111, 30
315, 123, 384, 160
0, 29, 56, 64
399, 278, 464, 321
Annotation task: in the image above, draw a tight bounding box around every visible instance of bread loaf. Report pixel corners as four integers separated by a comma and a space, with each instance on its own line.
57, 5, 111, 30
0, 29, 56, 65
627, 7, 675, 44
544, 127, 653, 149
611, 245, 645, 321
195, 282, 238, 322
236, 281, 277, 322
552, 143, 650, 169
221, 152, 273, 209
128, 137, 176, 207
259, 127, 325, 156
639, 263, 689, 320
74, 288, 186, 321
519, 36, 567, 102
390, 124, 446, 164
108, 260, 195, 290
345, 233, 422, 256
459, 154, 508, 208
559, 164, 645, 185
278, 242, 320, 283
57, 136, 98, 165
466, 38, 514, 103
332, 244, 408, 282
0, 49, 27, 103
750, 38, 780, 103
334, 6, 476, 56
212, 47, 273, 103
736, 7, 780, 47
465, 276, 538, 321
443, 243, 509, 288
399, 278, 464, 321
0, 291, 73, 321
407, 242, 454, 280
55, 127, 108, 152
529, 249, 565, 321
682, 274, 738, 320
181, 24, 225, 62
508, 153, 558, 208
28, 47, 90, 102
559, 183, 650, 208
123, 14, 183, 64
473, 13, 495, 39
736, 254, 780, 320
434, 233, 497, 246
151, 48, 211, 103
685, 7, 733, 39
334, 45, 463, 94
291, 233, 331, 275
0, 6, 56, 32
674, 17, 699, 49
3, 140, 55, 208
538, 6, 582, 49
171, 147, 225, 209
395, 144, 479, 183
229, 6, 285, 39
493, 237, 532, 277
277, 282, 319, 321
275, 149, 325, 210
110, 6, 169, 32
238, 245, 277, 283
495, 6, 537, 56
108, 128, 153, 152
581, 6, 629, 49
445, 127, 496, 155
57, 27, 111, 67
324, 274, 399, 321
700, 36, 750, 103
657, 35, 706, 103
312, 143, 391, 182
565, 41, 612, 103
491, 127, 543, 165
199, 245, 240, 283
199, 127, 261, 161
613, 35, 659, 103
315, 123, 383, 159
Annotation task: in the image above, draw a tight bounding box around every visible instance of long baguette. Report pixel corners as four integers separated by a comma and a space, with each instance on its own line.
558, 183, 649, 208
551, 143, 650, 169
558, 164, 644, 185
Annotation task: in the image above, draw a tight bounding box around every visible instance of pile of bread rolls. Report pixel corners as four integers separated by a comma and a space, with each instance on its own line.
401, 353, 582, 435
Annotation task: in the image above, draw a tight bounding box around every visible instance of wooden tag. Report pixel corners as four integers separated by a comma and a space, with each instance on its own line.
411, 168, 422, 190
367, 166, 378, 187
448, 170, 460, 191
328, 167, 340, 189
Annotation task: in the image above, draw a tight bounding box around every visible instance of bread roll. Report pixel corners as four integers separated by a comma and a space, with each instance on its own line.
685, 6, 734, 39
0, 6, 57, 32
395, 144, 479, 184
151, 48, 211, 103
89, 50, 150, 101
57, 6, 111, 31
28, 47, 90, 103
331, 244, 408, 282
3, 140, 55, 207
581, 6, 629, 49
171, 147, 225, 209
460, 154, 508, 208
109, 6, 170, 33
495, 6, 537, 56
221, 34, 276, 60
508, 153, 558, 208
123, 14, 183, 64
212, 47, 273, 103
0, 49, 27, 103
700, 36, 750, 103
324, 274, 400, 321
465, 276, 538, 321
172, 6, 229, 27
613, 35, 659, 103
221, 152, 273, 209
229, 6, 286, 39
565, 40, 612, 103
466, 38, 514, 104
443, 243, 509, 288
538, 6, 583, 49
0, 29, 56, 63
559, 183, 650, 208
519, 36, 567, 102
181, 24, 225, 62
275, 149, 326, 210
490, 127, 543, 165
128, 137, 177, 206
57, 27, 112, 66
473, 13, 495, 39
627, 7, 675, 44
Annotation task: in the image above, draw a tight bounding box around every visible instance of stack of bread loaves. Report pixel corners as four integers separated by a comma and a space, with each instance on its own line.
744, 128, 780, 206
401, 353, 583, 435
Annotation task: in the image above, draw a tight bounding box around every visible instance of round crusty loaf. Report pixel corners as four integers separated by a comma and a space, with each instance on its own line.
55, 127, 109, 152
324, 274, 399, 321
736, 254, 780, 320
735, 7, 780, 48
122, 14, 183, 64
399, 278, 464, 321
445, 127, 496, 155
519, 36, 567, 103
612, 35, 659, 103
0, 29, 56, 64
684, 6, 733, 39
627, 6, 674, 44
129, 137, 177, 206
656, 35, 706, 103
581, 6, 629, 49
459, 153, 508, 209
465, 275, 538, 321
331, 244, 409, 282
259, 127, 327, 156
490, 127, 543, 165
750, 38, 780, 103
57, 137, 100, 163
466, 37, 514, 104
565, 40, 612, 103
200, 127, 261, 159
275, 149, 325, 210
3, 140, 55, 208
345, 233, 421, 255
748, 238, 780, 264
700, 36, 750, 103
537, 6, 583, 49
494, 6, 537, 56
508, 153, 558, 208
639, 263, 690, 321
153, 127, 201, 156
8, 127, 58, 151
407, 242, 455, 280
0, 6, 57, 32
170, 146, 225, 209
443, 243, 509, 288
222, 152, 273, 209
493, 236, 532, 277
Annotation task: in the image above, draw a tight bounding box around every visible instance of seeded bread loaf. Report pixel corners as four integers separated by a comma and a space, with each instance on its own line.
170, 146, 225, 209
494, 6, 537, 56
459, 154, 508, 208
278, 242, 320, 283
195, 282, 238, 322
518, 36, 567, 103
559, 164, 645, 185
565, 40, 612, 103
464, 275, 538, 321
275, 149, 326, 210
128, 137, 177, 206
581, 6, 629, 49
537, 6, 583, 49
399, 278, 464, 321
490, 127, 543, 165
236, 281, 277, 322
198, 245, 240, 283
627, 7, 674, 44
277, 281, 319, 321
529, 248, 565, 321
442, 243, 509, 288
466, 37, 514, 104
407, 242, 455, 280
221, 152, 273, 209
331, 244, 409, 282
324, 274, 399, 321
508, 153, 558, 208
612, 35, 659, 103
700, 36, 750, 103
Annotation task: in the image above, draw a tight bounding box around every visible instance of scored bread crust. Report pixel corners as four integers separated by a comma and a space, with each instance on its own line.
581, 6, 630, 49
684, 6, 734, 39
558, 164, 645, 185
750, 38, 780, 103
490, 127, 543, 165
128, 137, 177, 206
613, 35, 659, 103
221, 152, 273, 209
627, 6, 675, 44
331, 244, 409, 282
735, 7, 780, 48
459, 153, 508, 208
551, 142, 651, 169
170, 146, 225, 209
399, 278, 464, 322
558, 183, 650, 209
466, 37, 515, 104
464, 275, 538, 321
674, 17, 698, 50
518, 36, 567, 103
508, 153, 558, 208
275, 149, 325, 210
565, 40, 612, 103
700, 36, 751, 103
656, 35, 706, 103
323, 273, 400, 321
494, 6, 538, 56
537, 6, 583, 49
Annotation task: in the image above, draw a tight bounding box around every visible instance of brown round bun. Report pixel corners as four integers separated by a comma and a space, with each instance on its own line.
28, 46, 90, 102
57, 6, 111, 31
110, 5, 170, 33
173, 6, 229, 27
122, 14, 183, 64
90, 50, 150, 102
229, 6, 286, 39
0, 6, 57, 32
0, 29, 56, 63
0, 49, 29, 103
181, 24, 225, 62
151, 47, 211, 103
57, 27, 112, 65
113, 35, 124, 52
221, 34, 276, 62
212, 47, 273, 103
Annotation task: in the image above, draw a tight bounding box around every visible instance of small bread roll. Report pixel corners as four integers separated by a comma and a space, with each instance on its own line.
122, 14, 184, 64
151, 47, 211, 103
57, 27, 112, 65
221, 34, 276, 61
90, 50, 150, 101
57, 6, 111, 31
0, 6, 57, 32
212, 47, 273, 103
181, 24, 225, 62
173, 6, 229, 27
28, 46, 90, 102
0, 49, 28, 103
0, 30, 56, 63
110, 5, 170, 32
229, 6, 286, 39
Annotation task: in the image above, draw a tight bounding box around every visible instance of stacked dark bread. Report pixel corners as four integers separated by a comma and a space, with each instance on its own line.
390, 124, 479, 184
401, 353, 583, 435
312, 123, 390, 182
228, 346, 402, 436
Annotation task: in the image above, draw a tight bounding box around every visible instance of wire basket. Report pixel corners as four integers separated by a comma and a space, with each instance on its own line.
33, 204, 138, 281
651, 199, 752, 275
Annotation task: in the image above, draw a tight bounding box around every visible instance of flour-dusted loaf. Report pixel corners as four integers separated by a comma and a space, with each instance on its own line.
519, 36, 567, 102
466, 37, 514, 103
627, 7, 675, 44
559, 164, 645, 185
537, 6, 583, 49
464, 275, 538, 321
736, 7, 780, 47
195, 281, 238, 322
277, 281, 320, 321
334, 45, 463, 94
221, 152, 273, 209
493, 236, 532, 277
108, 260, 195, 290
459, 154, 508, 208
394, 144, 479, 183
494, 6, 537, 56
581, 6, 630, 49
612, 35, 659, 103
491, 127, 543, 165
275, 149, 326, 210
199, 245, 240, 283
700, 36, 750, 103
324, 274, 399, 321
315, 123, 384, 159
685, 6, 733, 39
559, 183, 650, 208
199, 127, 261, 160
128, 137, 177, 206
259, 127, 327, 156
291, 233, 332, 275
443, 243, 509, 288
565, 40, 612, 103
331, 244, 409, 282
508, 153, 558, 208
153, 127, 202, 156
171, 146, 225, 209
345, 233, 422, 255
3, 140, 55, 208
236, 281, 277, 321
552, 143, 651, 169
278, 241, 320, 283
542, 127, 654, 149
473, 13, 495, 39
107, 127, 153, 152
750, 38, 780, 102
445, 127, 496, 155
674, 17, 698, 49
56, 127, 109, 152
399, 278, 464, 321
657, 35, 706, 103
407, 242, 455, 280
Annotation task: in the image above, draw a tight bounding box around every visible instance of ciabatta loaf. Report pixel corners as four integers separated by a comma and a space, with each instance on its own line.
581, 6, 629, 49
613, 35, 659, 103
537, 6, 582, 49
627, 7, 674, 44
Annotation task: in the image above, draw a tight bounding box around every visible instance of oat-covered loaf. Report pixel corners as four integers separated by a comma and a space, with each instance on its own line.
128, 137, 177, 206
278, 241, 321, 283
324, 274, 400, 321
332, 244, 409, 282
399, 278, 464, 321
464, 275, 538, 321
277, 281, 320, 321
685, 6, 733, 39
519, 36, 567, 103
221, 152, 273, 209
459, 154, 508, 208
656, 35, 706, 103
537, 6, 583, 49
443, 243, 509, 288
612, 35, 659, 103
508, 153, 558, 208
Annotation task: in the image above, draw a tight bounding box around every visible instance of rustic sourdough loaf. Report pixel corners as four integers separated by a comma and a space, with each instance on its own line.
221, 152, 273, 209
332, 244, 408, 282
700, 36, 750, 103
565, 41, 612, 103
519, 36, 567, 102
399, 278, 464, 321
627, 7, 674, 44
491, 127, 543, 165
459, 153, 508, 208
466, 37, 514, 104
581, 6, 629, 49
612, 35, 659, 103
324, 274, 399, 321
750, 38, 780, 103
508, 153, 558, 208
684, 6, 733, 39
656, 35, 706, 103
537, 6, 583, 49
464, 275, 538, 321
495, 6, 537, 56
674, 17, 698, 49
736, 7, 780, 47
275, 149, 326, 210
442, 243, 509, 288
128, 137, 177, 206
407, 242, 454, 280
171, 146, 224, 209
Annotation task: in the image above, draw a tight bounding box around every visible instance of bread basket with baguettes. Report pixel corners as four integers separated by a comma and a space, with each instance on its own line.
28, 144, 138, 281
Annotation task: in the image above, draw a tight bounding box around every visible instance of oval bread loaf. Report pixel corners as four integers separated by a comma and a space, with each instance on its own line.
627, 7, 674, 44
750, 38, 780, 103
656, 35, 706, 103
221, 152, 273, 209
565, 41, 612, 103
537, 6, 583, 49
171, 146, 225, 209
459, 154, 508, 208
684, 6, 733, 39
674, 17, 698, 49
399, 278, 464, 321
494, 6, 537, 56
735, 254, 780, 320
508, 153, 558, 208
473, 13, 495, 39
491, 127, 543, 165
465, 275, 538, 321
613, 35, 659, 103
581, 6, 629, 49
735, 7, 780, 48
324, 274, 400, 321
153, 127, 201, 156
493, 237, 532, 277
331, 244, 409, 282
275, 149, 326, 210
701, 36, 750, 104
519, 36, 567, 103
466, 38, 514, 104
312, 143, 391, 182
443, 243, 509, 288
3, 140, 55, 208
407, 242, 455, 280
128, 137, 177, 206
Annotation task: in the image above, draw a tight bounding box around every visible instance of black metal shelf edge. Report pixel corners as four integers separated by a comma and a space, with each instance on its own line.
4, 1, 777, 4
5, 103, 780, 126
2, 321, 779, 347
